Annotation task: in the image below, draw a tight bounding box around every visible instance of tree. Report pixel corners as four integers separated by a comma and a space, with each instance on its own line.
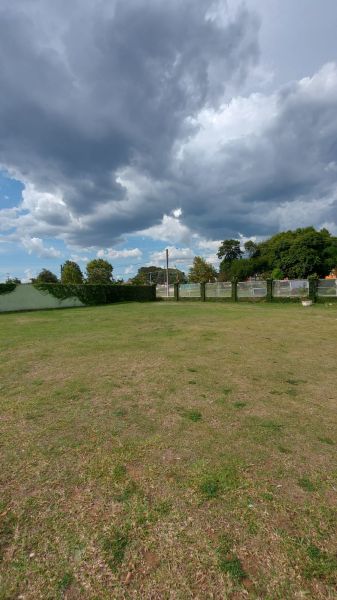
6, 277, 21, 284
244, 240, 259, 258
217, 227, 337, 280
34, 269, 58, 283
188, 256, 217, 283
61, 260, 83, 284
217, 239, 243, 262
131, 266, 186, 285
86, 259, 113, 284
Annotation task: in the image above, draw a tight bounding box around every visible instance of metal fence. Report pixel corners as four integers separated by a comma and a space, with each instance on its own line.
179, 283, 201, 298
237, 281, 267, 298
317, 279, 337, 297
205, 282, 232, 298
156, 284, 175, 298
273, 279, 308, 297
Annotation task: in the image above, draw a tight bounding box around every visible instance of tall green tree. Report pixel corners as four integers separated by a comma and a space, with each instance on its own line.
188, 256, 217, 283
86, 259, 113, 284
217, 239, 243, 262
61, 260, 83, 284
131, 266, 186, 285
217, 227, 337, 280
34, 269, 58, 283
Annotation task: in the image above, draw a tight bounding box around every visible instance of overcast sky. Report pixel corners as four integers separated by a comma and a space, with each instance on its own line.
1, 0, 337, 281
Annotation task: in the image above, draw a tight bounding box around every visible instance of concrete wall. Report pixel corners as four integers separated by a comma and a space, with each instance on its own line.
0, 284, 84, 313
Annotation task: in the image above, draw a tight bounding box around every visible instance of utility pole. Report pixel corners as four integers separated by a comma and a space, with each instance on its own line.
166, 248, 169, 298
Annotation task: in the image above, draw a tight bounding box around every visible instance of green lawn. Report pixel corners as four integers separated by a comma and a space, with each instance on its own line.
0, 302, 337, 599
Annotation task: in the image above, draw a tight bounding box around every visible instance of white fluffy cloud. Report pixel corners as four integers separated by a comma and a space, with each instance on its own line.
97, 247, 142, 260
21, 237, 61, 258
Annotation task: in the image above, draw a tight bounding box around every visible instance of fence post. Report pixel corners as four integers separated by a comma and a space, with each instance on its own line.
266, 278, 273, 302
231, 278, 238, 302
200, 282, 206, 302
174, 282, 180, 301
308, 276, 318, 303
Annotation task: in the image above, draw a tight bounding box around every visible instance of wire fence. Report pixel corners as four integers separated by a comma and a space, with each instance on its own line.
156, 284, 175, 297
156, 279, 337, 301
272, 279, 309, 298
205, 282, 232, 298
179, 283, 201, 298
317, 279, 337, 297
237, 281, 267, 298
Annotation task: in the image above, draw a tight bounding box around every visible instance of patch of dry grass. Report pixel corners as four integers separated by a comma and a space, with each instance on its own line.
0, 302, 337, 599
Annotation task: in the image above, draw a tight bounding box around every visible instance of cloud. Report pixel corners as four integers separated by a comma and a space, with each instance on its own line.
21, 237, 62, 258
1, 1, 337, 251
138, 210, 194, 245
97, 247, 142, 260
0, 0, 259, 246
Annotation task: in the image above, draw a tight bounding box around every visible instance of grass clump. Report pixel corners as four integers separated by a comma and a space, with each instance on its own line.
199, 465, 239, 499
185, 409, 202, 422
57, 572, 74, 592
102, 527, 129, 572
304, 544, 337, 581
217, 536, 246, 582
298, 477, 316, 492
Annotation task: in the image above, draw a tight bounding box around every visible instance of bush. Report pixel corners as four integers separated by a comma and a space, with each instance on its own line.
33, 283, 156, 305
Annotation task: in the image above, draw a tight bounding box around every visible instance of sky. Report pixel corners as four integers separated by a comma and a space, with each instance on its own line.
1, 0, 337, 282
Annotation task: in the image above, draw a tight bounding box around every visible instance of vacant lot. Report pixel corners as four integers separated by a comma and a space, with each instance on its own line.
0, 302, 336, 599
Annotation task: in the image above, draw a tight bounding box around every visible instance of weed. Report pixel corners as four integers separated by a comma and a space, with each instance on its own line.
113, 464, 127, 480
187, 368, 197, 373
298, 477, 316, 492
304, 544, 337, 581
114, 481, 138, 503
233, 402, 246, 409
0, 510, 16, 562
102, 527, 129, 571
185, 410, 202, 422
217, 538, 246, 582
317, 436, 334, 445
200, 477, 220, 499
278, 445, 291, 454
188, 380, 197, 385
57, 572, 74, 592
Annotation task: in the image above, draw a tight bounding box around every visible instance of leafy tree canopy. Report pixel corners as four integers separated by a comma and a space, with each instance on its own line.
86, 259, 113, 284
131, 266, 186, 285
61, 260, 83, 284
33, 269, 59, 283
217, 239, 243, 262
218, 227, 337, 280
188, 256, 217, 283
6, 277, 21, 284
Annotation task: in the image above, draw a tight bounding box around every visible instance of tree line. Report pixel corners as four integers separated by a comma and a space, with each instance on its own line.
7, 227, 337, 285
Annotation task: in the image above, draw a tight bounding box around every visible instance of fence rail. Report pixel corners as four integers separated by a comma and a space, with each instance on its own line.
156, 278, 337, 302
317, 279, 337, 297
273, 279, 308, 298
237, 281, 267, 298
205, 282, 231, 298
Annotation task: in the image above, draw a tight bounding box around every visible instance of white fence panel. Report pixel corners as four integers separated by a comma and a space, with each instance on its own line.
237, 281, 267, 298
317, 279, 337, 297
273, 279, 308, 297
179, 283, 201, 298
205, 282, 232, 298
156, 285, 174, 298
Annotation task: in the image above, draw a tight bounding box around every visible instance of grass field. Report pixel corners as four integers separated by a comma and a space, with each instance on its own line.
0, 302, 337, 599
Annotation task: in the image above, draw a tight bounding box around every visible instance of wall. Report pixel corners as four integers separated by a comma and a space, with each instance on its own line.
0, 283, 156, 313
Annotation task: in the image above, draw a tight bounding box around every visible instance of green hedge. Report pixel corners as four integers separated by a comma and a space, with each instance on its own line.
0, 283, 17, 295
34, 283, 156, 305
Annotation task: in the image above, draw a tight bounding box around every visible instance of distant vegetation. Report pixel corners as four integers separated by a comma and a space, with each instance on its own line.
7, 227, 337, 285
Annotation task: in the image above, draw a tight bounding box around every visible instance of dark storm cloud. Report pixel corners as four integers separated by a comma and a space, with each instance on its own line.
0, 0, 259, 245
175, 63, 337, 239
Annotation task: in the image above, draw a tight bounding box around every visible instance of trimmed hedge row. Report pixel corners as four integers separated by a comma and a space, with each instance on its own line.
34, 283, 156, 305
0, 283, 17, 295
